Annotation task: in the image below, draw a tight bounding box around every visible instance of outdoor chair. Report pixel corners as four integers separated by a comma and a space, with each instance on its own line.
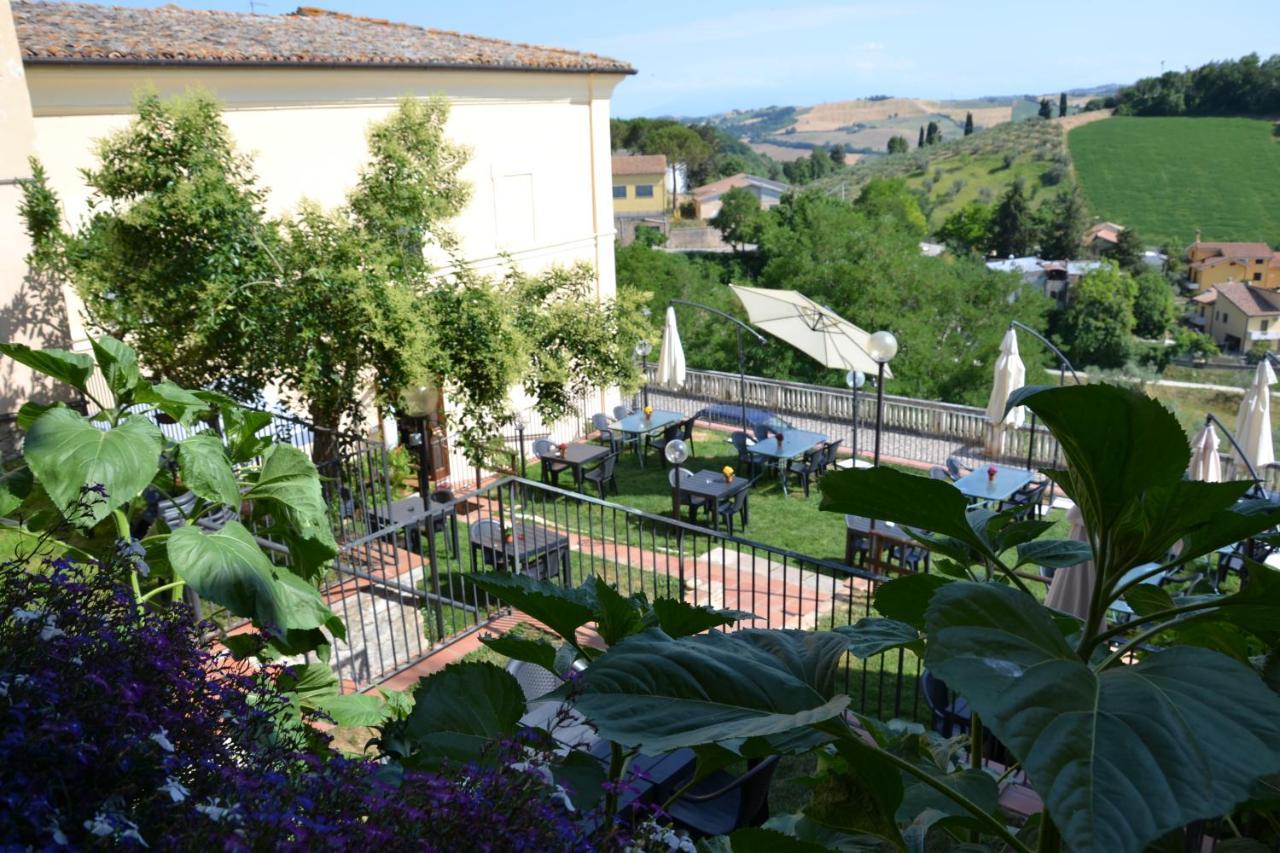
929, 466, 951, 481
506, 658, 561, 702
922, 670, 972, 738
730, 431, 757, 475
581, 452, 619, 499
753, 423, 772, 442
679, 417, 697, 456
786, 448, 822, 497
533, 439, 569, 486
661, 756, 780, 839
1010, 479, 1049, 520
669, 467, 709, 519
612, 404, 632, 420
591, 413, 620, 453
469, 518, 553, 578
945, 456, 969, 480
650, 423, 681, 467
816, 439, 843, 476
713, 487, 749, 535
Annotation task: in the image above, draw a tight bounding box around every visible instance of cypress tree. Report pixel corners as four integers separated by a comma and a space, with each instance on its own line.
925, 121, 941, 145
1059, 92, 1068, 117
964, 112, 974, 136
918, 126, 925, 148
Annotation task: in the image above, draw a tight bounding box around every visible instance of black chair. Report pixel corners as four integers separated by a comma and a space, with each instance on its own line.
945, 456, 970, 480
669, 468, 709, 520
590, 413, 617, 450
1010, 479, 1049, 520
581, 452, 619, 499
679, 417, 697, 457
612, 404, 633, 420
650, 424, 681, 467
816, 439, 843, 475
786, 448, 822, 497
661, 756, 780, 839
533, 439, 569, 486
753, 423, 772, 442
714, 487, 749, 534
729, 432, 758, 476
922, 670, 972, 738
929, 466, 951, 481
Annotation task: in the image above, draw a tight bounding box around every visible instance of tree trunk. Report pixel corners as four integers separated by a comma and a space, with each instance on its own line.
308, 401, 343, 482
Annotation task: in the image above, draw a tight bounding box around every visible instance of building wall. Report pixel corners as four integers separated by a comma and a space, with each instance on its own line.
694, 185, 783, 221
12, 61, 628, 421
611, 171, 666, 215
0, 0, 76, 411
1190, 256, 1279, 291
1204, 301, 1280, 353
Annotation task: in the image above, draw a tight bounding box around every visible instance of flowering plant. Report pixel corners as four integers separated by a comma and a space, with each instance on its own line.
643, 405, 653, 418
722, 465, 734, 482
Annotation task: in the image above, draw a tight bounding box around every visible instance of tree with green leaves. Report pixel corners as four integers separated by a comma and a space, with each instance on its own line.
855, 178, 927, 239
936, 202, 994, 256
710, 186, 764, 252
1059, 91, 1069, 117
964, 111, 974, 135
1038, 190, 1088, 260
989, 179, 1037, 258
886, 135, 910, 154
830, 143, 846, 165
1039, 97, 1055, 119
1059, 261, 1136, 367
925, 121, 941, 145
1104, 225, 1147, 274
1133, 268, 1177, 338
918, 125, 925, 148
639, 123, 711, 214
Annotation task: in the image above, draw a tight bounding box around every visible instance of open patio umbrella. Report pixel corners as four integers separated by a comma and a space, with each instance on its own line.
728, 284, 888, 377
983, 328, 1026, 458
1188, 422, 1223, 482
1234, 359, 1276, 471
657, 306, 686, 389
1045, 505, 1094, 621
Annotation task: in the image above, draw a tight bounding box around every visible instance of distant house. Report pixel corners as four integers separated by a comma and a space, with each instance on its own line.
1186, 236, 1280, 291
1190, 281, 1280, 353
986, 256, 1104, 303
692, 173, 790, 220
1082, 221, 1124, 249
611, 154, 667, 217
918, 242, 946, 258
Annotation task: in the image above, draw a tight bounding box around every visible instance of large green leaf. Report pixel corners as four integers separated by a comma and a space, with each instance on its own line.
1014, 539, 1093, 569
804, 736, 907, 849
133, 379, 211, 426
245, 443, 336, 576
167, 521, 341, 639
897, 767, 999, 853
574, 628, 849, 754
177, 433, 240, 509
23, 408, 162, 526
589, 576, 645, 645
399, 662, 526, 765
0, 466, 33, 517
760, 816, 885, 852
649, 597, 755, 638
873, 574, 952, 629
470, 573, 596, 646
925, 581, 1280, 853
0, 342, 94, 394
89, 336, 140, 399
479, 633, 559, 673
819, 466, 980, 547
836, 617, 922, 658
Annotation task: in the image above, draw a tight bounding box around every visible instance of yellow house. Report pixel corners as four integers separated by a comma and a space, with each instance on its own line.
1, 0, 634, 432
611, 154, 667, 216
1186, 238, 1280, 291
1191, 281, 1280, 353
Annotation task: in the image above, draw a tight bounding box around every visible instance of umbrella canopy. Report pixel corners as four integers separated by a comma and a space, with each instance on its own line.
1234, 360, 1276, 471
983, 328, 1026, 457
729, 284, 889, 377
1045, 505, 1094, 621
1188, 423, 1223, 482
657, 306, 686, 389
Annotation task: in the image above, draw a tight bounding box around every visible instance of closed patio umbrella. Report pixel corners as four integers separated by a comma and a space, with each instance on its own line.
729, 284, 888, 377
1045, 505, 1094, 621
983, 328, 1026, 458
1234, 360, 1276, 471
657, 306, 686, 390
1188, 423, 1223, 482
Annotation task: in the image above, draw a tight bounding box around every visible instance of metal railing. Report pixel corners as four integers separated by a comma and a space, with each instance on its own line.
326, 475, 924, 722
640, 365, 1062, 471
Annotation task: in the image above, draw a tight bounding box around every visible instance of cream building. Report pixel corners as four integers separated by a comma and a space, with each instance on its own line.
0, 1, 634, 472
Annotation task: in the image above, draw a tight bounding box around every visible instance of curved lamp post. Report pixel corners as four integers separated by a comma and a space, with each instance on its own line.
1008, 320, 1079, 471
669, 299, 767, 431
867, 331, 898, 467
402, 385, 439, 509
665, 439, 690, 589
845, 369, 866, 467
635, 339, 653, 408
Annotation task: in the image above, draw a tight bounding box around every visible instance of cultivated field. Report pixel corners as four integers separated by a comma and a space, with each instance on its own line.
1069, 116, 1280, 245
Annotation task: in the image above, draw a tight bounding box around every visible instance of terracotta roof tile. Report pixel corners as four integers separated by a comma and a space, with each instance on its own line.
13, 1, 635, 74
691, 172, 791, 198
611, 154, 666, 176
1189, 240, 1273, 258
1214, 281, 1280, 318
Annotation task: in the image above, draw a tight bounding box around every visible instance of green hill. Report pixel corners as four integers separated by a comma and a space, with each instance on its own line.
812, 119, 1069, 229
1069, 117, 1280, 246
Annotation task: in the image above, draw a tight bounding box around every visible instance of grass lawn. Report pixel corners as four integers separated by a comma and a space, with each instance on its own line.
1069, 117, 1280, 246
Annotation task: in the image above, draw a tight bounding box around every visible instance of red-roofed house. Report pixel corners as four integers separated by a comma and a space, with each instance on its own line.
691, 173, 791, 220
1186, 235, 1280, 291
1191, 281, 1280, 353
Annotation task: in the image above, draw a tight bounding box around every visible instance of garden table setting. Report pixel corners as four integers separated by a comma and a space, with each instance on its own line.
469, 521, 572, 583
679, 468, 750, 530
610, 407, 685, 468
535, 441, 609, 491
745, 428, 828, 495
951, 463, 1036, 505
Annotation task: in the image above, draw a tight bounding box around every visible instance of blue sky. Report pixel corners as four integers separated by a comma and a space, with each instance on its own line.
103, 1, 1280, 117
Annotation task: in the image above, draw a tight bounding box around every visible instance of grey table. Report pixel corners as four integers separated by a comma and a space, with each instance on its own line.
746, 429, 828, 495
952, 465, 1036, 505
536, 443, 609, 491
610, 409, 685, 468
845, 514, 925, 574
370, 494, 459, 557
681, 469, 750, 530
470, 521, 572, 584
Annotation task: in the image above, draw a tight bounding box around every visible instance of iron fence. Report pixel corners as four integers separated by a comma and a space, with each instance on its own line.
326, 475, 924, 722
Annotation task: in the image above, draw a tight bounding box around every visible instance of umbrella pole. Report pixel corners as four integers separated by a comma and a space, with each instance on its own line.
851, 384, 859, 464
1026, 412, 1037, 471
874, 362, 886, 466
737, 326, 747, 432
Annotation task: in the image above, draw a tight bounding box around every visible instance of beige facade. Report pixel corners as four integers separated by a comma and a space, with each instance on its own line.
1, 1, 629, 426
1192, 282, 1280, 353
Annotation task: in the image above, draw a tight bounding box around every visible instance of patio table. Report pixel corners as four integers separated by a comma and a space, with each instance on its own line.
536, 443, 609, 491
844, 514, 925, 575
610, 409, 685, 469
681, 469, 751, 531
470, 521, 572, 584
370, 494, 459, 558
746, 429, 828, 495
952, 465, 1036, 505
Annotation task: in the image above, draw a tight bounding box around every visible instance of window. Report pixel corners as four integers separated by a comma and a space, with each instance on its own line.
635, 184, 655, 198
612, 185, 626, 199
1255, 272, 1263, 281
1264, 320, 1271, 332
